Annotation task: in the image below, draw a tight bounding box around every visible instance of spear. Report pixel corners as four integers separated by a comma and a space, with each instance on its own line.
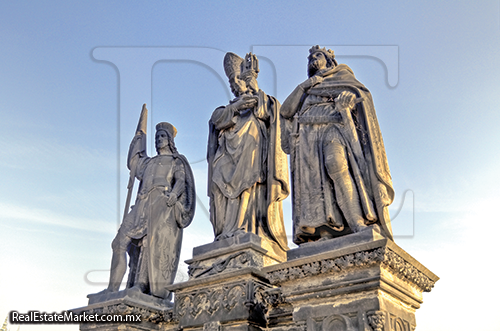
122, 104, 148, 222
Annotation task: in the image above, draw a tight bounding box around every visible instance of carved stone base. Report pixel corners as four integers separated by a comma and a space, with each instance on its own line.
73, 289, 175, 331
167, 267, 272, 330
263, 228, 439, 331
186, 233, 287, 279
74, 230, 437, 331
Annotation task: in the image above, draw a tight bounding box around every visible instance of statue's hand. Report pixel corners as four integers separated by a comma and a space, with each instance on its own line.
165, 193, 177, 207
233, 95, 258, 110
299, 75, 324, 90
335, 91, 356, 111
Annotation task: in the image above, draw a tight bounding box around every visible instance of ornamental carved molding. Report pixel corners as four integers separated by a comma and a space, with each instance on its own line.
267, 247, 385, 285
188, 251, 252, 278
84, 302, 175, 324
266, 247, 435, 292
367, 310, 385, 331
254, 286, 284, 314
383, 249, 434, 292
176, 283, 247, 318
204, 321, 221, 331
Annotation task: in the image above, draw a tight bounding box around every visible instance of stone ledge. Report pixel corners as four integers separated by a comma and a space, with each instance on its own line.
72, 291, 175, 330
264, 235, 438, 294
191, 232, 286, 262
171, 273, 271, 328
186, 233, 287, 279
86, 288, 172, 307
287, 227, 385, 260
167, 267, 269, 292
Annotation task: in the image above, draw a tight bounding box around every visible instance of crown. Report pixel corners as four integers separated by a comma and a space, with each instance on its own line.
309, 45, 336, 61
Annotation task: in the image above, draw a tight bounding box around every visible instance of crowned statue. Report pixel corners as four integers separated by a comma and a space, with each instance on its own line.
281, 46, 394, 244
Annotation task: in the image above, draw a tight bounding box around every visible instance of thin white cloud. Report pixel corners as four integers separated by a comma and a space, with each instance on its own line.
0, 133, 115, 173
0, 202, 115, 235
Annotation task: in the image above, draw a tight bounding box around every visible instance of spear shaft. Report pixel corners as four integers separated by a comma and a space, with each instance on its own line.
122, 104, 148, 222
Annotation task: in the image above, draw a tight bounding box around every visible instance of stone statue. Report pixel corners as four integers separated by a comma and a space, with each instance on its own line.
280, 46, 394, 244
207, 52, 289, 251
105, 105, 195, 300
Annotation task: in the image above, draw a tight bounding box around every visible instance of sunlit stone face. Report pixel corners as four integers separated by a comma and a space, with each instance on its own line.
308, 51, 328, 75
155, 130, 169, 151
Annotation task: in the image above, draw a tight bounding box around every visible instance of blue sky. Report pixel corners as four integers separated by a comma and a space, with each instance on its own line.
1, 1, 499, 330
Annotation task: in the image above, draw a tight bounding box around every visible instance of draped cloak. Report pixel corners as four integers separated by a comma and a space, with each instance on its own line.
207, 90, 290, 251
280, 64, 394, 244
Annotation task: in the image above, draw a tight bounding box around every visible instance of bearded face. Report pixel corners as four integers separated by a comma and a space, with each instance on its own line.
243, 75, 259, 94
229, 76, 247, 97
308, 51, 328, 77
155, 130, 171, 153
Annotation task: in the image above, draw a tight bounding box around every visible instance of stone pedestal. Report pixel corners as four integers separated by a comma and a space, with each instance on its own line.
186, 233, 287, 279
168, 268, 272, 331
73, 289, 175, 331
76, 230, 437, 331
263, 228, 438, 331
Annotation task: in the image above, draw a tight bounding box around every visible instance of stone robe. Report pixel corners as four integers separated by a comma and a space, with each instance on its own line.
207, 90, 289, 250
281, 64, 394, 244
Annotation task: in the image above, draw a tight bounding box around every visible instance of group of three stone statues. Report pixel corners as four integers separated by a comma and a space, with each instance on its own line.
102, 46, 394, 301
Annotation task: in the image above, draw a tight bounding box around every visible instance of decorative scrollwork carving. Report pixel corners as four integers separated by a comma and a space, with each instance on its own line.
190, 252, 252, 278
266, 247, 435, 292
223, 284, 245, 310
254, 286, 284, 315
176, 282, 250, 319
367, 310, 385, 331
208, 289, 223, 315
267, 247, 385, 284
191, 292, 210, 317
383, 249, 435, 292
176, 295, 191, 317
79, 302, 175, 324
204, 321, 221, 331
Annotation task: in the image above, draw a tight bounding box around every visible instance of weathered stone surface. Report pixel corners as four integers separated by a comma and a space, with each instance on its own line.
207, 52, 289, 251
287, 226, 385, 261
75, 49, 438, 331
76, 224, 437, 331
263, 231, 438, 331
167, 268, 272, 330
267, 233, 437, 294
72, 288, 175, 331
87, 288, 172, 307
280, 45, 394, 244
76, 107, 197, 331
187, 232, 286, 279
100, 105, 196, 301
